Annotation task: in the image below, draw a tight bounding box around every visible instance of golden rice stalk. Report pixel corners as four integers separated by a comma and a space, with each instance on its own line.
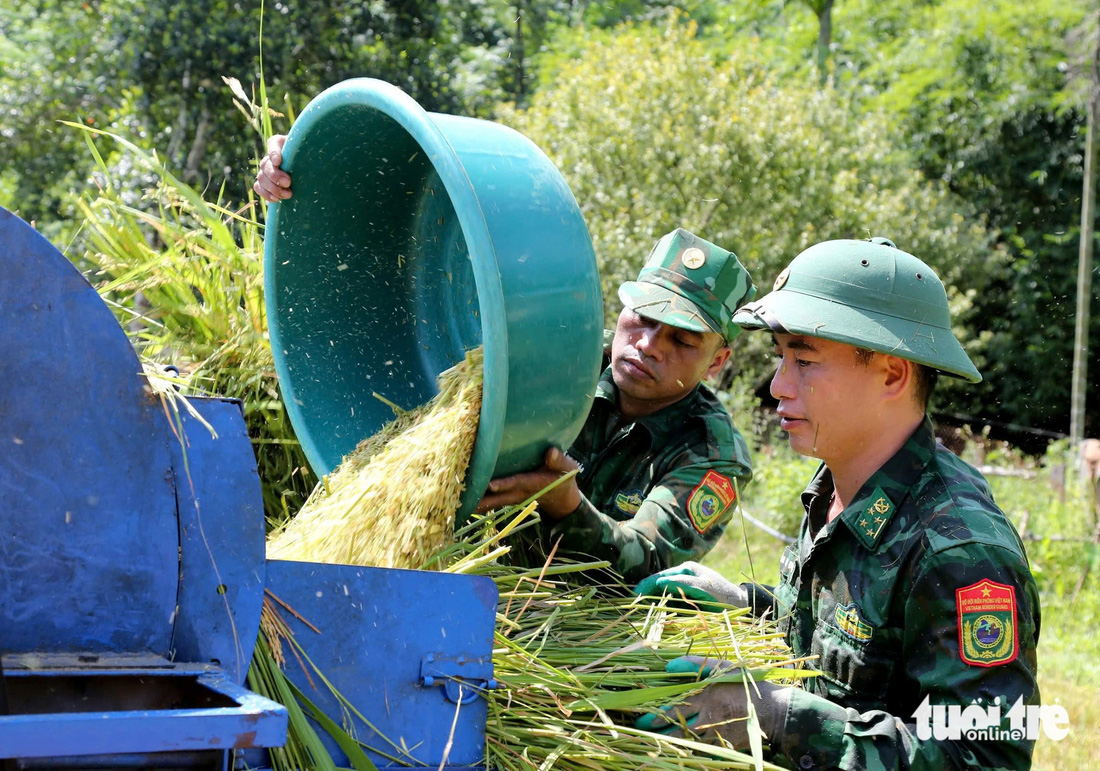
266, 347, 483, 567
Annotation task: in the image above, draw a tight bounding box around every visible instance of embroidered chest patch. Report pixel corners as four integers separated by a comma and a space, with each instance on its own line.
614, 490, 644, 515
687, 470, 737, 534
956, 579, 1018, 667
833, 602, 875, 642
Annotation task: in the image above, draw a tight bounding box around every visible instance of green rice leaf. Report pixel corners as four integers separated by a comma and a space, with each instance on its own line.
287, 679, 381, 771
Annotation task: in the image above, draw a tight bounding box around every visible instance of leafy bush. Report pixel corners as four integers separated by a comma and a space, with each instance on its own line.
498, 18, 995, 390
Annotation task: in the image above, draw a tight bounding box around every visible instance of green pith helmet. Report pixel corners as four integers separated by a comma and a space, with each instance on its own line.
618, 228, 756, 343
732, 237, 981, 382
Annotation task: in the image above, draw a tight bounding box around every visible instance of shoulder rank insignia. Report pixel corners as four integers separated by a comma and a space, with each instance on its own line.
957, 579, 1018, 667
687, 470, 737, 534
834, 602, 874, 642
614, 490, 644, 516
851, 486, 895, 550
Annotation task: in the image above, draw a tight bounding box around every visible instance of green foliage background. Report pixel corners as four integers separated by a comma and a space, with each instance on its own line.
3, 0, 1097, 439
498, 19, 995, 385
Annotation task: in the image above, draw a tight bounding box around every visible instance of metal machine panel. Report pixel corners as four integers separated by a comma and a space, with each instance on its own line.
265, 561, 498, 769
0, 206, 178, 655
0, 663, 287, 758
168, 397, 267, 685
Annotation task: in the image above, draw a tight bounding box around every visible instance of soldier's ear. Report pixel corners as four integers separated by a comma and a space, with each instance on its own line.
705, 342, 732, 379
880, 354, 914, 404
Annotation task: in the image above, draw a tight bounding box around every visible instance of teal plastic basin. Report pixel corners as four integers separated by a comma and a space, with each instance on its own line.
264, 78, 604, 523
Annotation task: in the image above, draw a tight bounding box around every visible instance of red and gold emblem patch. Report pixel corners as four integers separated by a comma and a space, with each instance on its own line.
956, 579, 1018, 667
687, 470, 737, 534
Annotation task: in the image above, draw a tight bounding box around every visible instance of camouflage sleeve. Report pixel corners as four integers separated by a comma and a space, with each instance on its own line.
544, 456, 751, 585
770, 542, 1040, 770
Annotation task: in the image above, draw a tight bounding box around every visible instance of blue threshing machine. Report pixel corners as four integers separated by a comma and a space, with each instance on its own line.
0, 205, 498, 770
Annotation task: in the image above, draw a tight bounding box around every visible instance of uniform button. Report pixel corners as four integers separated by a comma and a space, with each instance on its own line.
799, 755, 815, 769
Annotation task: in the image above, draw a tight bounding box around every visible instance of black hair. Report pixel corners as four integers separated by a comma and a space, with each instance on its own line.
853, 348, 938, 410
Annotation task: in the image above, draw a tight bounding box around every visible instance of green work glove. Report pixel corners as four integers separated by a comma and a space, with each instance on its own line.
633, 561, 749, 609
635, 655, 791, 750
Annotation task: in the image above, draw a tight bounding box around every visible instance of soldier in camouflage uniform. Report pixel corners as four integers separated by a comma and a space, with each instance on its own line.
477, 228, 756, 583
635, 237, 1041, 770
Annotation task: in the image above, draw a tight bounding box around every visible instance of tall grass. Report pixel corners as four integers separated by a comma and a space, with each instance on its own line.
71, 120, 313, 526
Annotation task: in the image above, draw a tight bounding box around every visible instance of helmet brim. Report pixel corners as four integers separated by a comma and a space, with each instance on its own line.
733, 289, 981, 383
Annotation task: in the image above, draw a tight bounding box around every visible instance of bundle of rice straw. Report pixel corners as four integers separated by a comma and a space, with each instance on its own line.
445, 508, 812, 771
266, 346, 483, 567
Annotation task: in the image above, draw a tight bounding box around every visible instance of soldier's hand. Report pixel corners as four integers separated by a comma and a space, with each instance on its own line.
635, 656, 791, 750
254, 134, 292, 202
633, 561, 749, 609
475, 447, 581, 518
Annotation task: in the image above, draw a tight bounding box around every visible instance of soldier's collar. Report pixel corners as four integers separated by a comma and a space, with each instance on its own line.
800, 462, 831, 512
839, 418, 937, 550
595, 366, 618, 403
864, 416, 937, 492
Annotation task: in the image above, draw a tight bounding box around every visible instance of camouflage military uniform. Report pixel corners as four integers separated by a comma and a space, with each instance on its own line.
745, 418, 1040, 770
531, 228, 756, 583
544, 366, 753, 585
